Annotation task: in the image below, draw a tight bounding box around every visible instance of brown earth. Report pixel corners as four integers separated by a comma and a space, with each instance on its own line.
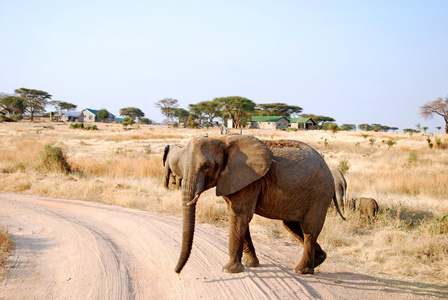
0, 191, 444, 299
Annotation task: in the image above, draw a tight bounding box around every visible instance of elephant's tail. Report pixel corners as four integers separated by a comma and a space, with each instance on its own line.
163, 145, 170, 166
333, 194, 346, 221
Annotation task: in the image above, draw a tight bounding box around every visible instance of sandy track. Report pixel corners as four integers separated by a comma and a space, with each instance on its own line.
0, 192, 441, 299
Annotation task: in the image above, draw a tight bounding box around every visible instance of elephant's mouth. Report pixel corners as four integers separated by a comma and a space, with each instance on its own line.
186, 193, 201, 206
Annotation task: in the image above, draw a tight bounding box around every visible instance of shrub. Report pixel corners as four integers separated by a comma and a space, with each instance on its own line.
338, 159, 350, 174
430, 214, 448, 235
70, 123, 84, 129
39, 144, 71, 174
85, 125, 98, 130
0, 226, 13, 268
10, 115, 22, 121
384, 139, 397, 149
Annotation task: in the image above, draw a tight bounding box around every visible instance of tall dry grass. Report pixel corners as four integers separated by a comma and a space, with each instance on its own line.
0, 122, 447, 287
0, 226, 14, 277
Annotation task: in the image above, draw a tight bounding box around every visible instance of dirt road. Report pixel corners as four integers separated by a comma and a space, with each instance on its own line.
0, 192, 441, 299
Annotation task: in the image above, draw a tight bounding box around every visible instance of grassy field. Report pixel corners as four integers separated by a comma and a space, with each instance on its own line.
0, 121, 447, 286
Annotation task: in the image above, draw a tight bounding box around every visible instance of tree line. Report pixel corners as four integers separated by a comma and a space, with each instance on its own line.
0, 88, 152, 125
2, 88, 447, 133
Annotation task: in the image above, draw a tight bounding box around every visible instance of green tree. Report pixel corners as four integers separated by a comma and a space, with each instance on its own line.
49, 100, 77, 116
197, 100, 221, 124
188, 104, 206, 125
138, 118, 152, 125
340, 124, 356, 131
214, 96, 256, 128
122, 117, 136, 129
119, 107, 145, 120
14, 88, 52, 121
256, 103, 302, 117
1, 96, 26, 115
420, 96, 448, 134
173, 108, 190, 127
155, 98, 179, 126
97, 109, 109, 122
358, 123, 373, 131
390, 127, 399, 132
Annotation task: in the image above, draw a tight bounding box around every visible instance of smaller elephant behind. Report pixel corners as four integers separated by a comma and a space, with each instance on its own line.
163, 144, 184, 190
349, 197, 379, 219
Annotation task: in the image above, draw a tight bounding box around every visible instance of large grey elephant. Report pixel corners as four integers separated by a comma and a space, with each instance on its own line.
349, 197, 379, 219
173, 135, 344, 275
330, 167, 347, 212
163, 145, 184, 190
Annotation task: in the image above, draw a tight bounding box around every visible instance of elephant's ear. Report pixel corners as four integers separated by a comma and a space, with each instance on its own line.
216, 135, 273, 196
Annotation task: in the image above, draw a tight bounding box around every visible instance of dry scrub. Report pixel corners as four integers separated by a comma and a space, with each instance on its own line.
0, 226, 13, 278
0, 122, 447, 287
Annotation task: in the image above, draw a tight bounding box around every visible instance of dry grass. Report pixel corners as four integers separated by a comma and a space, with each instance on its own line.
0, 226, 14, 277
0, 121, 447, 287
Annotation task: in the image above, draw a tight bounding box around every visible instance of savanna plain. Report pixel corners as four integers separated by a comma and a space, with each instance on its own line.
0, 121, 447, 292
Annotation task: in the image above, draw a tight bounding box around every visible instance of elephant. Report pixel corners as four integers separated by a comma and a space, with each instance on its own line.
349, 197, 379, 219
163, 145, 184, 190
330, 167, 347, 212
173, 135, 345, 275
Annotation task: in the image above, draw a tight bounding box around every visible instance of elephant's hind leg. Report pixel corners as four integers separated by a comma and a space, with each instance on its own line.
283, 221, 326, 274
242, 229, 259, 267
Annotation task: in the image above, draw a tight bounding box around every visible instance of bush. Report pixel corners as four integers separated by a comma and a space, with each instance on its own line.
10, 115, 22, 121
430, 214, 448, 235
70, 123, 84, 129
0, 115, 14, 122
338, 159, 350, 174
85, 125, 98, 130
39, 144, 71, 174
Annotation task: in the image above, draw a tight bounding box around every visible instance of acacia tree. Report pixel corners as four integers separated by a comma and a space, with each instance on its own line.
97, 109, 109, 122
49, 100, 77, 116
173, 108, 190, 127
155, 98, 178, 126
197, 100, 221, 124
120, 107, 145, 121
188, 104, 206, 125
214, 96, 256, 128
420, 96, 448, 134
15, 88, 52, 121
1, 96, 26, 115
256, 103, 303, 117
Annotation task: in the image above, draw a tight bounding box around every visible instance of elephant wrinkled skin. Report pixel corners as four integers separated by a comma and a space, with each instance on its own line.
173, 135, 342, 275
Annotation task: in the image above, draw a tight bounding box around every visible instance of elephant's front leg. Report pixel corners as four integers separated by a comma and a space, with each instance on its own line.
222, 186, 259, 273
242, 229, 259, 267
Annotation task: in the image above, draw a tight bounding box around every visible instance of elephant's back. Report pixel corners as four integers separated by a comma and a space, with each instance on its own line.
262, 141, 333, 198
255, 140, 333, 220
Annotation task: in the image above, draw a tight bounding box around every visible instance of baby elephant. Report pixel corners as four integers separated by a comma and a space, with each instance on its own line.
349, 197, 379, 219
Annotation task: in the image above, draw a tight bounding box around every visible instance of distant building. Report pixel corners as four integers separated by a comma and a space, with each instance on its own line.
248, 116, 290, 130
288, 117, 316, 130
60, 111, 81, 122
78, 108, 116, 122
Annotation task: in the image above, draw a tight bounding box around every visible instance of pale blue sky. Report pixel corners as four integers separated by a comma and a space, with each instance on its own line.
1, 0, 447, 131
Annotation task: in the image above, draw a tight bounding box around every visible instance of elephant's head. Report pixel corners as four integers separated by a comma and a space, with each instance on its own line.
174, 134, 273, 273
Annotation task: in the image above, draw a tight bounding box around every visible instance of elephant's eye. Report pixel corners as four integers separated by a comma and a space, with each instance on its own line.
203, 162, 213, 171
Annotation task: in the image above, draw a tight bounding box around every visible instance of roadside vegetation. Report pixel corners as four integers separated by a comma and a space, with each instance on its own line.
0, 122, 447, 287
0, 226, 13, 277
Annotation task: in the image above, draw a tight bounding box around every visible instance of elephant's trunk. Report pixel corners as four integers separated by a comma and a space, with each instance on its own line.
174, 180, 202, 274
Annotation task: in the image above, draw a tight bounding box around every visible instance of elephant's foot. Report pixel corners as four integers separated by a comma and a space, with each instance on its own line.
242, 255, 259, 268
294, 265, 314, 275
314, 250, 327, 268
222, 261, 245, 273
